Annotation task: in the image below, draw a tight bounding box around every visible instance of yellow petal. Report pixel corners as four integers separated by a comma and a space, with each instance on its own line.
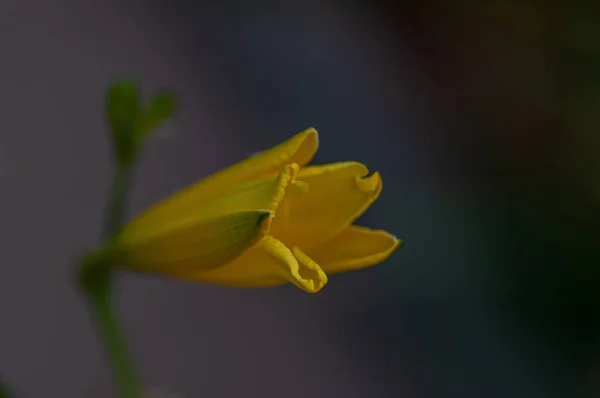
271, 161, 382, 251
123, 163, 301, 235
187, 236, 328, 293
114, 210, 272, 275
202, 127, 319, 188
309, 225, 401, 274
125, 128, 318, 230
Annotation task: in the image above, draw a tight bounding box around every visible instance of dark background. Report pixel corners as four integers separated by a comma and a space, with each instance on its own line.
1, 1, 600, 397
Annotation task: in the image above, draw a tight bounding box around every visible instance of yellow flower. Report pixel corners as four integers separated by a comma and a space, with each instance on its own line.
112, 128, 401, 293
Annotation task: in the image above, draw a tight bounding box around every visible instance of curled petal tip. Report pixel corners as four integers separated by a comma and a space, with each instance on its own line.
356, 171, 382, 194
291, 247, 328, 293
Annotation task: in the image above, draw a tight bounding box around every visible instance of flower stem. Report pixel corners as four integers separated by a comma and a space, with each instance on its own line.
80, 164, 141, 398
0, 379, 13, 398
85, 269, 139, 398
103, 164, 131, 240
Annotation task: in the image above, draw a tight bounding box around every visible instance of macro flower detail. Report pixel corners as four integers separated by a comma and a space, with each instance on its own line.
112, 128, 401, 293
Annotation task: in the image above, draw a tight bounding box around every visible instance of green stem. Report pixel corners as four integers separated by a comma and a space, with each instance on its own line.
86, 270, 139, 398
103, 165, 131, 240
81, 164, 141, 398
0, 379, 13, 398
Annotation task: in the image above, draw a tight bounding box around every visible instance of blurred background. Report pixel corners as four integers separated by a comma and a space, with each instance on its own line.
1, 0, 600, 397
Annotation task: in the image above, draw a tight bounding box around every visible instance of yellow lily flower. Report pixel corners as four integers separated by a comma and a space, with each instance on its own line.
112, 128, 401, 293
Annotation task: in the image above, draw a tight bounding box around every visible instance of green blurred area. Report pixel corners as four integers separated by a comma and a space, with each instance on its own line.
356, 1, 600, 396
